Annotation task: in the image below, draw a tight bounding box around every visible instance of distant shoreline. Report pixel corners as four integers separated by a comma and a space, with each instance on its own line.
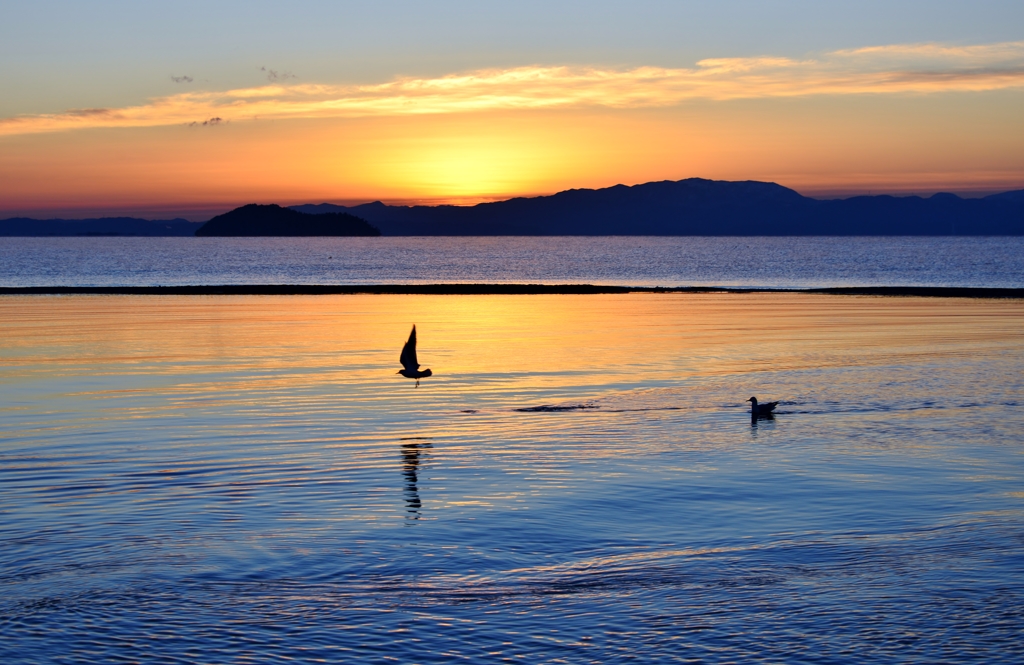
2, 285, 1023, 298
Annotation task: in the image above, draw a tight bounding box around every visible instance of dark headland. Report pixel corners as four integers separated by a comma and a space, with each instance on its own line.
3, 178, 1023, 236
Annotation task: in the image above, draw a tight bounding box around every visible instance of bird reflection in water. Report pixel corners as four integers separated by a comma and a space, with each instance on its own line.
400, 438, 433, 519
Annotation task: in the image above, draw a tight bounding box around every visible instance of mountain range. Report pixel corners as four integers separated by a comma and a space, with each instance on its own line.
291, 179, 1024, 235
3, 179, 1023, 236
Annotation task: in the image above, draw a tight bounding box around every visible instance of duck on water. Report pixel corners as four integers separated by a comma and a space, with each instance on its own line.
747, 396, 778, 417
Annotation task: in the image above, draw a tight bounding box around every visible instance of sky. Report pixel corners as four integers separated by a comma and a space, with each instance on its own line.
2, 0, 1023, 219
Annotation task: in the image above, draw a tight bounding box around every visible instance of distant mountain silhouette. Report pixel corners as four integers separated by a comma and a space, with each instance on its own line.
195, 204, 380, 236
4, 179, 1023, 236
0, 216, 202, 236
291, 179, 1024, 235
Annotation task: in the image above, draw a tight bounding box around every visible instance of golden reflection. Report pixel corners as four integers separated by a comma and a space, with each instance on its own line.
3, 292, 1023, 470
3, 293, 1024, 388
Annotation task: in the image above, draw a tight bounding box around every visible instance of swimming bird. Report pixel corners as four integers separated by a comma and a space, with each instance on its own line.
398, 325, 433, 387
747, 396, 778, 416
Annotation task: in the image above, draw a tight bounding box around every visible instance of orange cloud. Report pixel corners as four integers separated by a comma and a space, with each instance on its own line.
2, 41, 1023, 136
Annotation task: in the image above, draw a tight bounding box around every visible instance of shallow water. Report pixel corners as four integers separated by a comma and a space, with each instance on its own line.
2, 293, 1023, 663
3, 236, 1024, 288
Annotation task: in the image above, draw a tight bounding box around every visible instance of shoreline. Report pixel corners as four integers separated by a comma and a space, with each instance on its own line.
2, 284, 1023, 298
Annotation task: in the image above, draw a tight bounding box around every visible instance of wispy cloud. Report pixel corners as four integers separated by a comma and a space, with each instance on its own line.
188, 117, 223, 127
4, 41, 1023, 136
261, 66, 297, 82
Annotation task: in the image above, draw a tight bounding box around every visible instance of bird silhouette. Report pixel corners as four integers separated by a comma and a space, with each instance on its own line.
747, 396, 778, 416
398, 325, 433, 387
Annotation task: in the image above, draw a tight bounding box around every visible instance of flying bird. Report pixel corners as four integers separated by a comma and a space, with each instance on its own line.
398, 325, 433, 387
747, 396, 778, 416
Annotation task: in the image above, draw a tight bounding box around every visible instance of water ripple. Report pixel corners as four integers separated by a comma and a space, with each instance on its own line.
2, 294, 1023, 663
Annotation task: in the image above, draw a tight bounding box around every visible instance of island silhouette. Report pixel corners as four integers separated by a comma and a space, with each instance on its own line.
194, 203, 380, 236
3, 178, 1023, 236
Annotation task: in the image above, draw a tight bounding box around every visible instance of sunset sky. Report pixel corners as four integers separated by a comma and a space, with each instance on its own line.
2, 1, 1023, 219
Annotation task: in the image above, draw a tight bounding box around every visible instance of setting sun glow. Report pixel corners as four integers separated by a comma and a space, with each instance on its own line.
1, 4, 1023, 217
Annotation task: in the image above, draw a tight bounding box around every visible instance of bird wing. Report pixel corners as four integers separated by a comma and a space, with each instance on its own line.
400, 325, 420, 370
763, 401, 779, 411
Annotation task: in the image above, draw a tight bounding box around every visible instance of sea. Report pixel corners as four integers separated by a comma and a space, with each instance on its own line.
2, 236, 1024, 288
2, 236, 1023, 664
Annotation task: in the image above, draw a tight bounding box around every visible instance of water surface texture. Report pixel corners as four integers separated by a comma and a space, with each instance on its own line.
2, 293, 1023, 663
3, 236, 1024, 288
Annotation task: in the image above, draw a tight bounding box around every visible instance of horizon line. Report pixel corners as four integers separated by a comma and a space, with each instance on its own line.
2, 284, 1023, 299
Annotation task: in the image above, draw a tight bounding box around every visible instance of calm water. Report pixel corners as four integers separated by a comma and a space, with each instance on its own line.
3, 236, 1024, 288
2, 293, 1023, 663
